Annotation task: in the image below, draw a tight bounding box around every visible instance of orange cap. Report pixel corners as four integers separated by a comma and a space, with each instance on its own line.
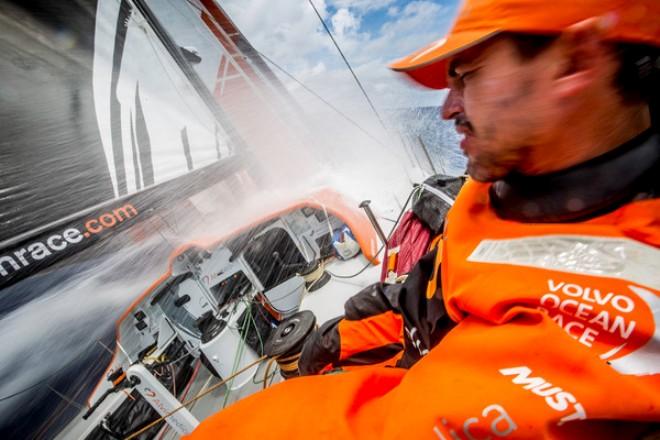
390, 0, 660, 89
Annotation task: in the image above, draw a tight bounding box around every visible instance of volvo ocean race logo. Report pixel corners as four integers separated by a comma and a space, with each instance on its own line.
0, 204, 138, 280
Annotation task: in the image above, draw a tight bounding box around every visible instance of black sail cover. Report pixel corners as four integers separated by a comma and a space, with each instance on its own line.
0, 0, 281, 437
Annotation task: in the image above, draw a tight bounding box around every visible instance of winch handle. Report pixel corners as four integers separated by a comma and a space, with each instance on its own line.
359, 200, 387, 246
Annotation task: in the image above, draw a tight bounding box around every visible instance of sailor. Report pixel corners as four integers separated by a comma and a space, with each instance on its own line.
188, 0, 660, 438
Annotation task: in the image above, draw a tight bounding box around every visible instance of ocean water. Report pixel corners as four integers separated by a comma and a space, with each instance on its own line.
390, 106, 466, 177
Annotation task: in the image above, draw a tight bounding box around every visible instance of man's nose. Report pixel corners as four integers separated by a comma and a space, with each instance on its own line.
441, 87, 463, 120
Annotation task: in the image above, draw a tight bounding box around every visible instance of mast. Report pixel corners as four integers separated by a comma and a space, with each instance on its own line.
197, 0, 303, 115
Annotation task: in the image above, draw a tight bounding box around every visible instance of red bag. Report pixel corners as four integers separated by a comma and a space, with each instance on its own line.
380, 211, 432, 283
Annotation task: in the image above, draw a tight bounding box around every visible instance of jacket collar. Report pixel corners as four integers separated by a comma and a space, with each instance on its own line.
490, 129, 660, 223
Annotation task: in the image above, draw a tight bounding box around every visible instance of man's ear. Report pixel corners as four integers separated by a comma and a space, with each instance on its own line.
553, 16, 615, 99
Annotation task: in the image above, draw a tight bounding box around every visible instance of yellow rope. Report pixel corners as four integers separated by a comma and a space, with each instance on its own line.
276, 352, 301, 376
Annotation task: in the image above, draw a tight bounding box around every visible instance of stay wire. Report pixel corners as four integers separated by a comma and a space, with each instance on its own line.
306, 0, 389, 132
254, 49, 389, 149
46, 385, 85, 411
326, 185, 422, 279
181, 0, 392, 150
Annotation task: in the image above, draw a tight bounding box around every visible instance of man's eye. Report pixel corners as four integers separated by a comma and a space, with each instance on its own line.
459, 70, 476, 82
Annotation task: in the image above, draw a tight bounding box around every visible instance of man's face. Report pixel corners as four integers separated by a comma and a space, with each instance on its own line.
442, 36, 554, 181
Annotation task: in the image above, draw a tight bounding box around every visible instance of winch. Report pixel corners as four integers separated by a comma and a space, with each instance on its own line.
264, 310, 317, 379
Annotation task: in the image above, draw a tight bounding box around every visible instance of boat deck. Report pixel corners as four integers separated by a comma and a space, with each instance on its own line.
160, 254, 381, 439
58, 254, 382, 440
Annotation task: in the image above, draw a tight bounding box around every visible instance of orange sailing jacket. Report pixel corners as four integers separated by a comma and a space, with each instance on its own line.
189, 174, 660, 438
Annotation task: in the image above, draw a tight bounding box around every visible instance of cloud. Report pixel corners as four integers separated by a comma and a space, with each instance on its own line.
331, 8, 361, 37
297, 61, 328, 83
221, 0, 459, 110
221, 0, 332, 68
328, 0, 397, 12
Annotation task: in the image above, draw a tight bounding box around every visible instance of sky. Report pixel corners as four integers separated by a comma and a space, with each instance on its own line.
221, 0, 461, 113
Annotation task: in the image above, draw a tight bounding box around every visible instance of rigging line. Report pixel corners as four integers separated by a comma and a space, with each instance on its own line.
33, 370, 94, 440
46, 385, 85, 411
254, 49, 388, 149
183, 0, 393, 151
306, 0, 388, 132
123, 5, 219, 133
96, 339, 116, 356
183, 0, 312, 152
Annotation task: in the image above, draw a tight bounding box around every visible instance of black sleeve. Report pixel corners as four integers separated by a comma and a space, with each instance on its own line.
343, 282, 400, 320
299, 248, 455, 375
298, 316, 343, 376
393, 249, 455, 368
